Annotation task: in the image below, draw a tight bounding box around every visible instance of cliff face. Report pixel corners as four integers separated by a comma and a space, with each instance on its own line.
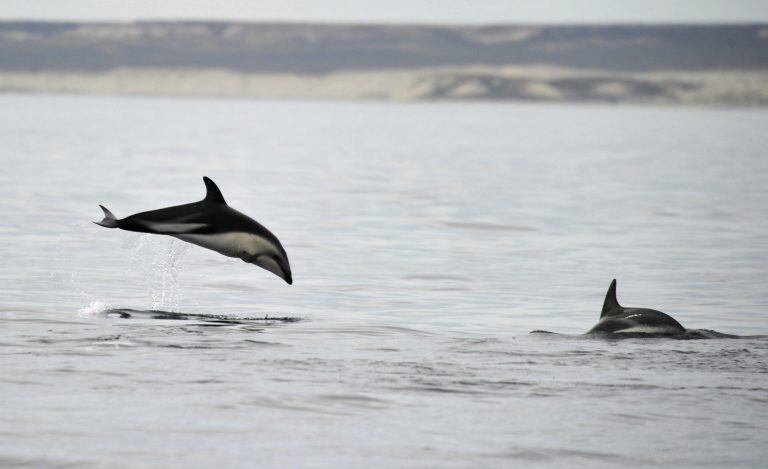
1, 22, 767, 104
2, 22, 767, 73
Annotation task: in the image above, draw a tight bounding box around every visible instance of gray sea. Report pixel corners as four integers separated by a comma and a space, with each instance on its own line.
1, 95, 767, 468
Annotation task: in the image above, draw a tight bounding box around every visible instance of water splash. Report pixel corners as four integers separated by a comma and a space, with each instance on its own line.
124, 234, 190, 311
58, 221, 100, 308
78, 300, 112, 317
150, 238, 190, 311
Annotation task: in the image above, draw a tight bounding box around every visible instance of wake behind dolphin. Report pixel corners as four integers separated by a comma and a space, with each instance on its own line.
103, 308, 302, 325
95, 177, 292, 284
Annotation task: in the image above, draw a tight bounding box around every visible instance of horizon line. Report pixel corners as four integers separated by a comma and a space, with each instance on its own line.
1, 18, 767, 27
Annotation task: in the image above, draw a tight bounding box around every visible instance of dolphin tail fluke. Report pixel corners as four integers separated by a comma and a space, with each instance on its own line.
94, 205, 120, 228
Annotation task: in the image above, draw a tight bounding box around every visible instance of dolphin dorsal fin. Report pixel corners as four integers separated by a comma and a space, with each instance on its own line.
202, 176, 227, 205
601, 279, 621, 317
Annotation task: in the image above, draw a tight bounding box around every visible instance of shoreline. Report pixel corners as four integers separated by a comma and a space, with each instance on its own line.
2, 67, 767, 106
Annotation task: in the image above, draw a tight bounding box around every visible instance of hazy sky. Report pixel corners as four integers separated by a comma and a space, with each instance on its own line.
1, 0, 766, 24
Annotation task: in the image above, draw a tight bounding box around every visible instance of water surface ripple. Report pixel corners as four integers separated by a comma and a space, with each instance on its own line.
1, 96, 767, 468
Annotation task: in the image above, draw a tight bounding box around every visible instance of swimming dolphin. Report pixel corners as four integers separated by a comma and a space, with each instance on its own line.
94, 177, 292, 284
587, 279, 684, 335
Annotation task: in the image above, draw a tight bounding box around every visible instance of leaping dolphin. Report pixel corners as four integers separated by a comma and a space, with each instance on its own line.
587, 279, 684, 335
95, 177, 292, 284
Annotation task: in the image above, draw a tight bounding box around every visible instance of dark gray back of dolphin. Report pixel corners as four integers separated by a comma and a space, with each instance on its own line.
588, 279, 685, 335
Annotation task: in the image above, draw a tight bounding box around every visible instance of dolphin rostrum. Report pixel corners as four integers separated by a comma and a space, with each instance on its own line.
95, 177, 292, 284
587, 279, 684, 335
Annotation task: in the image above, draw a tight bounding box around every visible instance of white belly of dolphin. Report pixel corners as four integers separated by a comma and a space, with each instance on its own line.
174, 232, 274, 259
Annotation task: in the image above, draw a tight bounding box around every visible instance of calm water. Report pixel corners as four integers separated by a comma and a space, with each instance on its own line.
1, 95, 767, 468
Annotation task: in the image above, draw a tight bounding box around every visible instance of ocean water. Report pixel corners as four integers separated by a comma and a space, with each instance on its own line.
0, 95, 767, 468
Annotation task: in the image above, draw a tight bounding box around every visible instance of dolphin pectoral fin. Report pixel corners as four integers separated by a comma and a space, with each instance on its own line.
240, 253, 256, 263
